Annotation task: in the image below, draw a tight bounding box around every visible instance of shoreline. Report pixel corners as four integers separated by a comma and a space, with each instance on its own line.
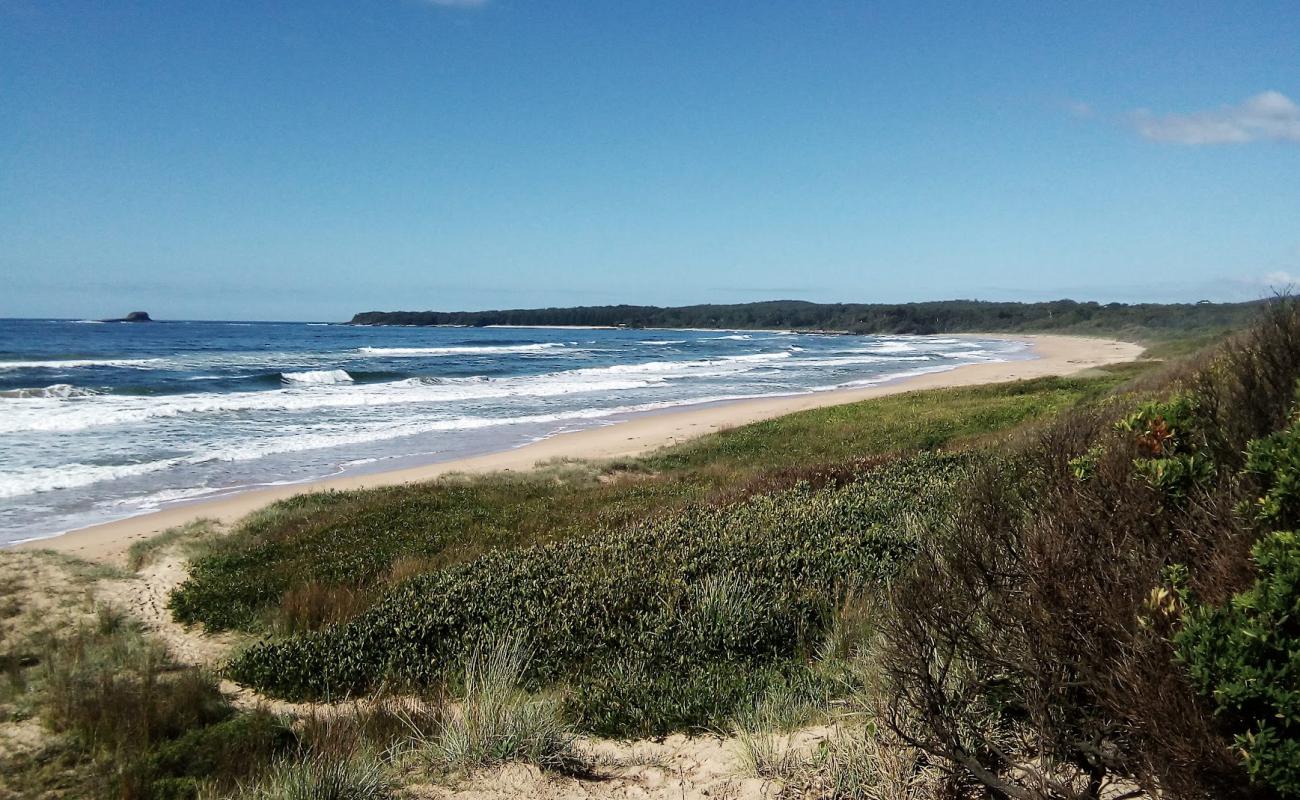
13, 334, 1144, 563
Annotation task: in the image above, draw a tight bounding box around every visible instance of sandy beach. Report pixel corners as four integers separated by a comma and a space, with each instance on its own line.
14, 334, 1143, 563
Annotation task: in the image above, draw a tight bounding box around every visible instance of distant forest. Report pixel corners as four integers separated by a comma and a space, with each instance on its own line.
351, 299, 1264, 338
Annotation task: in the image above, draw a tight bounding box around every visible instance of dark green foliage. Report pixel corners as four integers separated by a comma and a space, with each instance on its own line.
1177, 531, 1300, 797
170, 470, 712, 632
351, 298, 1259, 340
229, 454, 971, 732
1117, 394, 1216, 500
1244, 398, 1300, 528
570, 659, 844, 738
144, 710, 296, 791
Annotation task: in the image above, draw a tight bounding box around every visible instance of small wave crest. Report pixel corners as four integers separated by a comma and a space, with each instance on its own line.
358, 343, 566, 356
0, 358, 161, 371
0, 384, 102, 399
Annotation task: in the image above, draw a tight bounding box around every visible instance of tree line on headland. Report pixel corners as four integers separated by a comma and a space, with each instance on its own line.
351, 298, 1261, 337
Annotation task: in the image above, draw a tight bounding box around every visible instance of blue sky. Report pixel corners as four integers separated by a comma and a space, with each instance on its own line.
1, 1, 1298, 321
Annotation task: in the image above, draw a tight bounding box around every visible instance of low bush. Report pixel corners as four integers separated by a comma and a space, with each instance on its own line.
229, 454, 971, 734
877, 298, 1300, 798
1177, 530, 1300, 797
144, 710, 296, 792
576, 658, 845, 739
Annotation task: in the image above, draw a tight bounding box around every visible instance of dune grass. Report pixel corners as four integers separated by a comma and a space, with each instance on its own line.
0, 563, 296, 799
411, 635, 579, 775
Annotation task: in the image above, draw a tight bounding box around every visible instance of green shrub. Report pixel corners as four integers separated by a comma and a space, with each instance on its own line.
145, 710, 295, 787
1177, 530, 1300, 797
572, 658, 843, 739
1244, 395, 1300, 529
228, 455, 970, 734
1117, 394, 1216, 500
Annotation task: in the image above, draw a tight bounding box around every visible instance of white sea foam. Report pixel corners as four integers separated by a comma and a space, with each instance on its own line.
0, 347, 973, 435
0, 384, 102, 399
1, 396, 777, 499
281, 369, 354, 385
822, 363, 963, 390
866, 341, 918, 354
0, 333, 1022, 527
0, 459, 180, 499
0, 360, 775, 436
0, 358, 162, 371
0, 372, 661, 434
358, 343, 566, 356
565, 351, 791, 377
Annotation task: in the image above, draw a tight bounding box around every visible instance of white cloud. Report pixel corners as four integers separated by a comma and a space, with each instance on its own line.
1131, 91, 1300, 145
1265, 271, 1298, 287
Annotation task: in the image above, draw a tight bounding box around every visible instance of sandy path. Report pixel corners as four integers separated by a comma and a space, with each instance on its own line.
405, 727, 842, 800
98, 552, 235, 669
14, 334, 1143, 564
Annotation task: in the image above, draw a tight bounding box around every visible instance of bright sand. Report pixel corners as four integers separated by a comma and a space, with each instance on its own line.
14, 334, 1143, 563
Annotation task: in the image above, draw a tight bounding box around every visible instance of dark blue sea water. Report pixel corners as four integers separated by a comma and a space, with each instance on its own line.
0, 319, 1029, 544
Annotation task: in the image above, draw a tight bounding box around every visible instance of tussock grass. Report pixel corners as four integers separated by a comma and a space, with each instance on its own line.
221, 753, 395, 800
732, 684, 828, 781
414, 635, 578, 775
818, 727, 940, 800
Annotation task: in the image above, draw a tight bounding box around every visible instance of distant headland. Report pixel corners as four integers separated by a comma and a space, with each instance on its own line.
350, 298, 1263, 338
102, 311, 153, 323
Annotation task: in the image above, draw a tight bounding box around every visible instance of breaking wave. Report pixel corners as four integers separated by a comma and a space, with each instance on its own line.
281, 369, 354, 385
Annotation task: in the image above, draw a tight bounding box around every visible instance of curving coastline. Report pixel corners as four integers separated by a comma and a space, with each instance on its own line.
14, 334, 1143, 563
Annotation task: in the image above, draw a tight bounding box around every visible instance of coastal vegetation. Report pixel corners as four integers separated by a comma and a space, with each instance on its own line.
351, 298, 1260, 341
12, 301, 1300, 798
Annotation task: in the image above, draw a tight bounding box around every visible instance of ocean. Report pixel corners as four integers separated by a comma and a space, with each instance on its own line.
0, 319, 1030, 544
